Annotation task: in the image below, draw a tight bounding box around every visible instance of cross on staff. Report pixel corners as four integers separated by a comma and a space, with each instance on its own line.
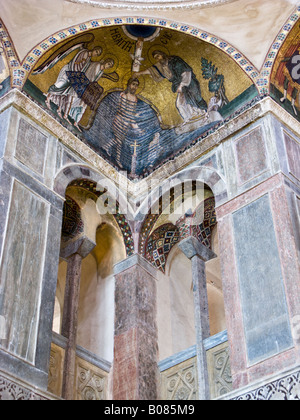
130, 140, 141, 177
131, 140, 141, 156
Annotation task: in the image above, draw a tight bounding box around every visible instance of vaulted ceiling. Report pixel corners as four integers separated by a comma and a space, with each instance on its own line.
1, 0, 297, 67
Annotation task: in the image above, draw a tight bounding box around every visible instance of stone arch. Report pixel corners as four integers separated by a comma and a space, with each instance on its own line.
137, 164, 227, 226
138, 165, 226, 254
164, 165, 228, 205
19, 16, 260, 90
55, 163, 116, 197
142, 194, 217, 270
261, 6, 300, 95
54, 163, 135, 256
54, 163, 134, 216
153, 186, 226, 359
2, 7, 300, 95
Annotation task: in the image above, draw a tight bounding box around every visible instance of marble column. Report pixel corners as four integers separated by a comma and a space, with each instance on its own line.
113, 254, 159, 400
178, 236, 216, 400
60, 236, 96, 400
61, 253, 82, 400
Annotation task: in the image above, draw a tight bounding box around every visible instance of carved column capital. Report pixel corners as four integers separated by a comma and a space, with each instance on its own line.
60, 235, 96, 259
113, 253, 158, 278
178, 236, 216, 262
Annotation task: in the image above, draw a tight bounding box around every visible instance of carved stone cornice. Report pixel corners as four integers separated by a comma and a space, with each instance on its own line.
221, 366, 300, 400
66, 0, 237, 11
0, 369, 59, 400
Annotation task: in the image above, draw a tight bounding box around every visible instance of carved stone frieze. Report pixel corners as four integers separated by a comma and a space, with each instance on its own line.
47, 340, 109, 400
207, 341, 232, 399
76, 358, 107, 400
0, 371, 55, 400
231, 370, 300, 401
161, 357, 198, 400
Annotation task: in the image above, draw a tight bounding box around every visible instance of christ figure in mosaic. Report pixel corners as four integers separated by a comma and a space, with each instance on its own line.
112, 77, 142, 166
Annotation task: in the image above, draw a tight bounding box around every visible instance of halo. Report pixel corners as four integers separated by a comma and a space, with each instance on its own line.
89, 44, 103, 55
147, 44, 171, 65
121, 70, 146, 95
88, 38, 106, 56
100, 53, 119, 73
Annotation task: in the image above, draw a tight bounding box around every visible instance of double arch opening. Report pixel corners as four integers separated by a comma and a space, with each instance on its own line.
50, 163, 229, 398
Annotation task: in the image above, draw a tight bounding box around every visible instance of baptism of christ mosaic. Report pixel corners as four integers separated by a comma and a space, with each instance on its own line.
26, 25, 258, 178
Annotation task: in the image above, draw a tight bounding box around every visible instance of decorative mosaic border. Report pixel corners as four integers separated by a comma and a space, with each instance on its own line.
139, 213, 160, 255
0, 20, 21, 84
11, 17, 261, 89
258, 5, 300, 96
114, 213, 135, 256
1, 7, 300, 94
145, 223, 180, 272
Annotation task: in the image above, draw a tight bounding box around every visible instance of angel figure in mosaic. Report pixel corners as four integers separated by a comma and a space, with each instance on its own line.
66, 57, 116, 131
33, 34, 119, 130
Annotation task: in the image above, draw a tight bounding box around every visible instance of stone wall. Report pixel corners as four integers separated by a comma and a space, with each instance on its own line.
0, 105, 65, 389
0, 90, 299, 399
